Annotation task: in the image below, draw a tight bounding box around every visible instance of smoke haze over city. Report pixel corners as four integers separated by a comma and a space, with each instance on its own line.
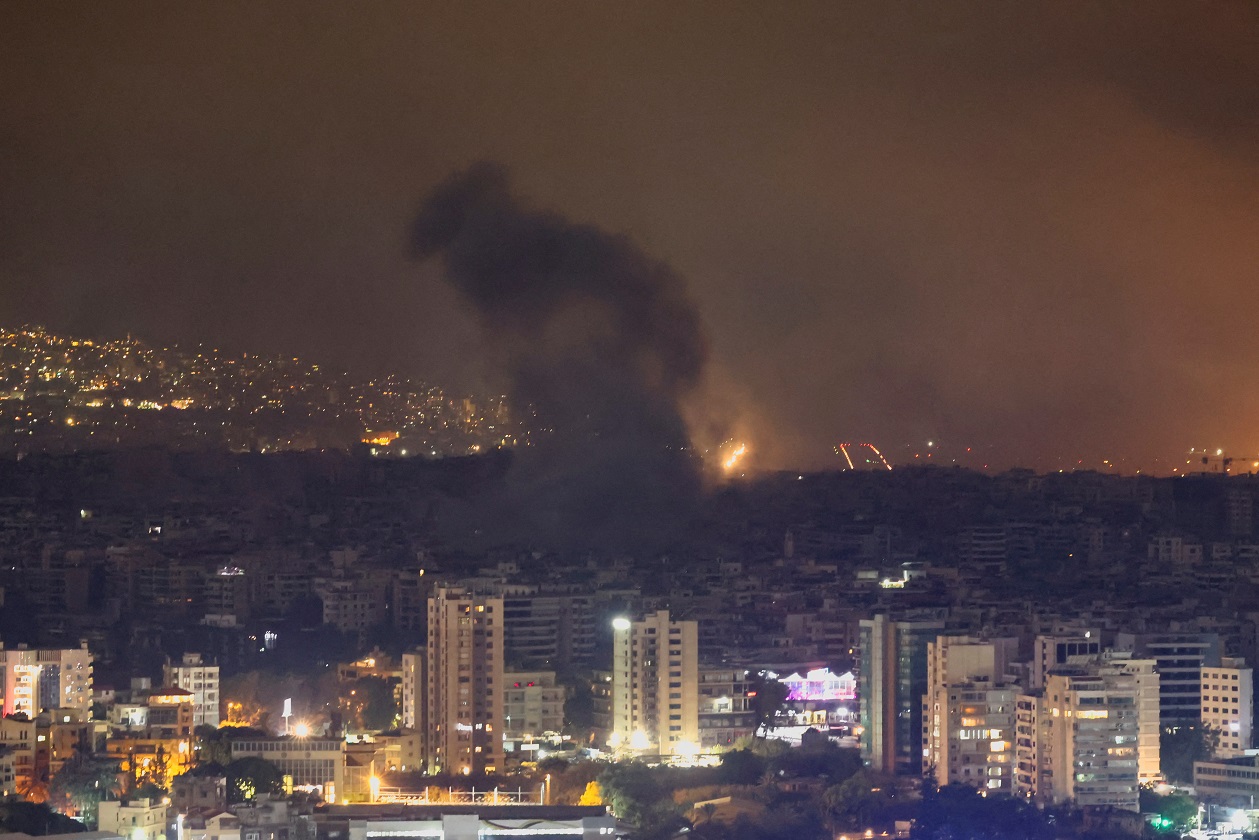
3, 3, 1259, 471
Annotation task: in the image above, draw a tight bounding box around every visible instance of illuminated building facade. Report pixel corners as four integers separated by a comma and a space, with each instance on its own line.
611, 610, 699, 756
1034, 659, 1158, 812
163, 653, 221, 728
697, 667, 754, 749
0, 716, 34, 796
502, 670, 566, 746
1202, 658, 1253, 758
0, 642, 92, 718
922, 636, 1019, 792
99, 798, 168, 840
781, 668, 856, 703
147, 687, 196, 739
229, 738, 345, 800
425, 586, 504, 775
927, 681, 1018, 792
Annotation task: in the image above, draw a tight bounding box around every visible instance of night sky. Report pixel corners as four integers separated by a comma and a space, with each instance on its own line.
3, 3, 1258, 472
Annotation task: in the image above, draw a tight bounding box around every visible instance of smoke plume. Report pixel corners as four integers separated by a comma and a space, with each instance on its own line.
412, 163, 708, 549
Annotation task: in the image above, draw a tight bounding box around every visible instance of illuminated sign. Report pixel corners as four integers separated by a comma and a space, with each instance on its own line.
782, 668, 856, 702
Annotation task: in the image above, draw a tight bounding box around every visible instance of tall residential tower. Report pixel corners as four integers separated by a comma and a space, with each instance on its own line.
425, 587, 504, 775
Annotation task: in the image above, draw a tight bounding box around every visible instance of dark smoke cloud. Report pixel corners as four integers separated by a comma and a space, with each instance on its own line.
412, 163, 707, 549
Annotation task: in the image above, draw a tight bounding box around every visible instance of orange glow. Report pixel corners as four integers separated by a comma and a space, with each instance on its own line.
362, 431, 400, 446
722, 442, 748, 472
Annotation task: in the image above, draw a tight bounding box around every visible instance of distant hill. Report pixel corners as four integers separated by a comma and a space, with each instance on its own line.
0, 325, 526, 457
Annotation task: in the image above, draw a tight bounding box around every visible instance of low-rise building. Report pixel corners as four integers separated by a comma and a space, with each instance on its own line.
1195, 754, 1259, 806
228, 738, 345, 803
99, 798, 168, 840
503, 671, 566, 751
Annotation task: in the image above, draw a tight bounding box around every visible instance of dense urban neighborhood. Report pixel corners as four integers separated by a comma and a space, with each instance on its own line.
3, 448, 1259, 838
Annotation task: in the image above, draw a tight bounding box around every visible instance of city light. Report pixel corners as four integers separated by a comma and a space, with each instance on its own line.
611, 617, 632, 631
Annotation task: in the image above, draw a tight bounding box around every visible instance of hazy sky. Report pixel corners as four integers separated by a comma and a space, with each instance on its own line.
3, 2, 1258, 471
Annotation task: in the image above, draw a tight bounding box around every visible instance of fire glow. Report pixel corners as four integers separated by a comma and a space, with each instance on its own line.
722, 442, 748, 473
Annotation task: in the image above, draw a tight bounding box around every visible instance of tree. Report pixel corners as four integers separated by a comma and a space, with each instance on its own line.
597, 762, 684, 837
1140, 789, 1198, 833
226, 757, 284, 803
717, 749, 766, 785
748, 672, 790, 738
912, 783, 1056, 840
564, 679, 595, 738
578, 780, 604, 806
343, 676, 398, 731
0, 800, 86, 836
1161, 722, 1217, 784
194, 724, 233, 766
822, 770, 895, 831
769, 741, 861, 781
48, 753, 122, 829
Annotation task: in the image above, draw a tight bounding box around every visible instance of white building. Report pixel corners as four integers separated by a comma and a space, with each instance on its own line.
922, 636, 1020, 793
611, 610, 699, 757
99, 798, 168, 840
1202, 657, 1253, 758
503, 671, 567, 747
1033, 656, 1159, 812
228, 738, 345, 802
163, 653, 220, 728
0, 641, 92, 718
184, 812, 241, 840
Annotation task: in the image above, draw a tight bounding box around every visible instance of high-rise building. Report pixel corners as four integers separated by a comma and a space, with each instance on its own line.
500, 588, 596, 670
611, 610, 699, 756
1201, 657, 1253, 758
1033, 657, 1159, 811
163, 653, 221, 728
858, 615, 945, 773
425, 587, 504, 775
1118, 631, 1220, 724
0, 642, 92, 718
922, 635, 1020, 792
400, 650, 425, 731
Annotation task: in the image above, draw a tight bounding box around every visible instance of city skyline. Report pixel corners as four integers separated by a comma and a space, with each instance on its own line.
10, 5, 1259, 838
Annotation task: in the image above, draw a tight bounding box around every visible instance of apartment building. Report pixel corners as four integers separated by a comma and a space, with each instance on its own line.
611, 610, 699, 757
163, 653, 221, 728
425, 586, 504, 775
